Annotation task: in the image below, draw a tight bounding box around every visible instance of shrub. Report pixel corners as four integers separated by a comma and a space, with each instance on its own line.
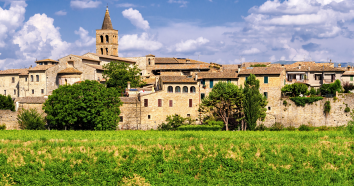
343, 81, 354, 93
255, 123, 268, 131
320, 80, 342, 95
207, 120, 224, 128
345, 107, 350, 113
281, 83, 308, 97
286, 126, 295, 131
269, 122, 284, 131
347, 121, 354, 135
290, 97, 324, 106
324, 101, 331, 115
0, 124, 6, 130
177, 125, 222, 131
158, 115, 188, 131
0, 95, 15, 111
299, 124, 311, 131
310, 87, 317, 95
17, 109, 46, 130
318, 126, 330, 131
283, 100, 287, 106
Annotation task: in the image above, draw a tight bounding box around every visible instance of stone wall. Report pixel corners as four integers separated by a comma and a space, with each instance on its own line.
0, 74, 20, 98
0, 110, 19, 130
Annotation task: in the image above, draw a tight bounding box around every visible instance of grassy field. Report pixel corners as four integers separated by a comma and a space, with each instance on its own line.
0, 130, 354, 185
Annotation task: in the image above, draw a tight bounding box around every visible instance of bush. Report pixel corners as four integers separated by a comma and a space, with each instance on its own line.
207, 120, 224, 127
269, 122, 284, 131
0, 95, 15, 111
310, 87, 317, 95
324, 101, 331, 115
286, 126, 295, 131
318, 126, 330, 131
343, 81, 354, 93
283, 100, 287, 106
299, 124, 311, 131
290, 97, 324, 106
17, 109, 46, 130
347, 121, 354, 135
281, 83, 308, 97
345, 107, 350, 113
320, 80, 342, 95
158, 115, 188, 131
255, 123, 268, 131
0, 124, 6, 130
177, 125, 222, 131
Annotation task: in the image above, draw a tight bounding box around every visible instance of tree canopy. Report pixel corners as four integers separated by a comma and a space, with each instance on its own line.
103, 61, 146, 93
320, 80, 342, 95
0, 95, 15, 111
43, 80, 122, 130
281, 83, 308, 97
200, 82, 244, 131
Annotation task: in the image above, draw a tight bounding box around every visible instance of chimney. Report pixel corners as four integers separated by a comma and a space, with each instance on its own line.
338, 63, 341, 68
127, 81, 131, 89
195, 73, 198, 81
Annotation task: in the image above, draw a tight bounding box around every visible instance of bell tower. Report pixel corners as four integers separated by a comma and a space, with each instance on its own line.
96, 7, 119, 56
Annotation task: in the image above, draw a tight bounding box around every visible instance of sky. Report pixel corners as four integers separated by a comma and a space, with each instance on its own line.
1, 0, 354, 70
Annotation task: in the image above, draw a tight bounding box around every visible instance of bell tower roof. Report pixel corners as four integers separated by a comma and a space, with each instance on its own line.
101, 7, 113, 30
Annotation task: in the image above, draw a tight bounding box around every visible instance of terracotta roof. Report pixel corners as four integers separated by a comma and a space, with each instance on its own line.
146, 54, 155, 57
222, 64, 241, 69
160, 76, 197, 83
242, 62, 271, 68
16, 97, 47, 104
286, 66, 345, 72
143, 77, 156, 84
120, 97, 138, 103
35, 59, 59, 63
238, 67, 284, 75
73, 55, 100, 62
102, 8, 114, 30
58, 67, 82, 74
0, 68, 29, 75
153, 64, 210, 70
85, 64, 104, 70
87, 53, 136, 63
197, 71, 238, 79
28, 65, 54, 71
175, 58, 209, 64
343, 71, 354, 75
155, 57, 208, 64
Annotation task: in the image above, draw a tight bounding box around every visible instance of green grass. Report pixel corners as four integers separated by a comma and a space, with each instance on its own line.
0, 130, 354, 185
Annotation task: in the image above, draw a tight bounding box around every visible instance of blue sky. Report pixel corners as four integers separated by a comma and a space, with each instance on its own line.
1, 0, 354, 69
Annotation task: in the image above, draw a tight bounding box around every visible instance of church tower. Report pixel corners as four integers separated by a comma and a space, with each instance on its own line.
96, 7, 119, 56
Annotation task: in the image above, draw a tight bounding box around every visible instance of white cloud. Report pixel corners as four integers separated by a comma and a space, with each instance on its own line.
55, 10, 67, 16
74, 27, 95, 47
70, 0, 101, 9
168, 0, 188, 7
119, 32, 163, 51
241, 48, 261, 55
122, 8, 150, 30
117, 3, 137, 8
174, 37, 210, 52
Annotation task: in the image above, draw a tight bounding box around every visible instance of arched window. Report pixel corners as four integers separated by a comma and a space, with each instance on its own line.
183, 86, 188, 93
175, 86, 181, 93
106, 48, 108, 55
190, 86, 196, 93
101, 48, 103, 55
148, 58, 151, 65
167, 86, 173, 93
105, 35, 109, 43
100, 35, 103, 43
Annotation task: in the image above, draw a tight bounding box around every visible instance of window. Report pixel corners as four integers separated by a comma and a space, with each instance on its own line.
39, 62, 43, 65
101, 48, 103, 55
14, 89, 16, 95
246, 77, 248, 81
158, 99, 162, 107
264, 76, 268, 84
315, 74, 322, 80
167, 86, 173, 93
31, 75, 33, 82
44, 62, 47, 65
189, 99, 192, 107
201, 79, 205, 85
210, 79, 214, 88
175, 86, 181, 93
227, 79, 231, 83
65, 79, 67, 85
169, 100, 173, 107
106, 48, 108, 55
148, 115, 151, 119
144, 99, 148, 107
105, 35, 109, 43
190, 86, 196, 93
100, 35, 103, 43
36, 75, 39, 82
4, 90, 6, 95
264, 92, 268, 99
183, 86, 188, 93
148, 58, 151, 65
201, 93, 205, 100
32, 89, 34, 94
119, 116, 123, 122
351, 76, 354, 81
12, 77, 15, 83
268, 107, 271, 111
41, 89, 44, 94
187, 114, 190, 117
25, 77, 28, 82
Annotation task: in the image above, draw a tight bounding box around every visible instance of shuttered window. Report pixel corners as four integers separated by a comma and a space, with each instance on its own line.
158, 99, 162, 107
210, 79, 214, 88
169, 100, 173, 107
201, 93, 205, 100
189, 99, 192, 107
264, 76, 268, 84
144, 99, 148, 107
351, 76, 353, 81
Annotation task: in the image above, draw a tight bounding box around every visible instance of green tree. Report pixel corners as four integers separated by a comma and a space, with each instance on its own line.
0, 95, 15, 111
43, 80, 122, 130
103, 61, 146, 93
158, 115, 188, 131
243, 74, 268, 131
281, 83, 308, 97
200, 82, 244, 131
17, 108, 46, 130
320, 80, 342, 95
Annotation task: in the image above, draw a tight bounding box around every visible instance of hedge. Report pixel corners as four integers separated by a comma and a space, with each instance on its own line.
289, 96, 323, 106
177, 125, 222, 131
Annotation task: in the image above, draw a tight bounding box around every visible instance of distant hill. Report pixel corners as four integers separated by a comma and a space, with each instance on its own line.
272, 61, 354, 67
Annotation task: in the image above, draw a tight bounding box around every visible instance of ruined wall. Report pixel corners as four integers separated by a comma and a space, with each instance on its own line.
0, 110, 19, 130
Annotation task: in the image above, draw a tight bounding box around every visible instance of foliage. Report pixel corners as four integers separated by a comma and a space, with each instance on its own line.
43, 80, 122, 130
17, 109, 46, 130
250, 64, 267, 67
283, 100, 287, 106
343, 81, 354, 93
320, 80, 342, 95
289, 97, 324, 106
177, 125, 222, 131
255, 124, 267, 131
206, 120, 224, 128
200, 82, 244, 131
318, 126, 330, 131
299, 124, 311, 131
243, 74, 268, 131
281, 83, 308, 97
324, 101, 331, 115
286, 126, 295, 131
269, 122, 284, 131
0, 124, 6, 130
310, 87, 317, 95
158, 115, 188, 131
0, 95, 15, 111
103, 61, 146, 93
345, 107, 350, 113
